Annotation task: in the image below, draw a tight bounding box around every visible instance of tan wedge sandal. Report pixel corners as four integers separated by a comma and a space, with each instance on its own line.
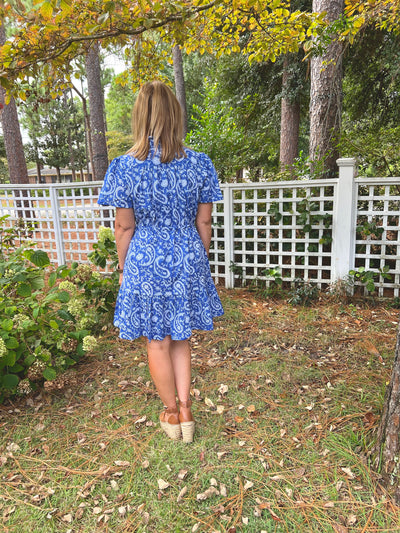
179, 400, 195, 443
160, 406, 181, 440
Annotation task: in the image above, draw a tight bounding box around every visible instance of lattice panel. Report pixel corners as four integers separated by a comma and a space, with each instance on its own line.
57, 186, 106, 264
355, 180, 400, 297
209, 196, 226, 286
230, 183, 335, 288
0, 188, 59, 263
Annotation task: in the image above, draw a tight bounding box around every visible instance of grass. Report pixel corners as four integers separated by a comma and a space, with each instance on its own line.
0, 288, 399, 532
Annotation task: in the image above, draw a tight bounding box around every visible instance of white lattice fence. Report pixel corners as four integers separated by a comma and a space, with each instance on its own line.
354, 178, 400, 297
214, 180, 336, 289
1, 159, 400, 297
0, 183, 107, 265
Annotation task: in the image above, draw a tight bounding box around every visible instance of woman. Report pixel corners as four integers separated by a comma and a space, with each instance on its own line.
98, 81, 224, 443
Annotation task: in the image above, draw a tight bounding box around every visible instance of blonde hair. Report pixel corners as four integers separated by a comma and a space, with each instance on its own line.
128, 81, 186, 163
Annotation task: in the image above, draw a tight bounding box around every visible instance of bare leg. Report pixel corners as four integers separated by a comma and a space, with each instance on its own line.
170, 339, 193, 423
170, 339, 191, 402
147, 336, 177, 409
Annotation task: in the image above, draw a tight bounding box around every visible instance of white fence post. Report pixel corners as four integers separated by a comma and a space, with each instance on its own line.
49, 186, 66, 266
331, 158, 357, 282
223, 186, 235, 288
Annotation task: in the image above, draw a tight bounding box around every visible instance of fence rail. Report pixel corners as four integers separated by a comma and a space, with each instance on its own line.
1, 158, 399, 297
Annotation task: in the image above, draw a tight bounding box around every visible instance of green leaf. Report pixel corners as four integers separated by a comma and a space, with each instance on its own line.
29, 250, 50, 268
57, 291, 70, 303
24, 354, 36, 366
48, 272, 57, 287
57, 309, 74, 321
4, 351, 16, 366
2, 374, 19, 389
49, 320, 59, 330
32, 306, 40, 319
43, 367, 57, 381
17, 283, 32, 297
1, 319, 13, 331
5, 338, 19, 349
30, 274, 45, 290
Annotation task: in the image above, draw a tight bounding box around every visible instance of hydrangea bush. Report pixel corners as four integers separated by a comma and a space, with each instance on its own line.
0, 217, 119, 402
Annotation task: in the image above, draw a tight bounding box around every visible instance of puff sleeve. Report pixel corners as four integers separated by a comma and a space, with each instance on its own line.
198, 155, 223, 203
97, 156, 134, 208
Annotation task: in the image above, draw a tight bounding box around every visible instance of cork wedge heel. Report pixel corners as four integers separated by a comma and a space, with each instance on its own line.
179, 400, 195, 443
160, 407, 181, 440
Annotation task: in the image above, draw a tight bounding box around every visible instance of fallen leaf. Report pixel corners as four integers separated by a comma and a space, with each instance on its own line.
218, 384, 229, 395
217, 451, 228, 460
92, 507, 102, 515
196, 486, 219, 501
247, 405, 256, 413
332, 524, 348, 533
192, 523, 201, 532
76, 433, 86, 445
244, 480, 254, 491
157, 479, 170, 490
114, 461, 130, 467
205, 398, 215, 408
177, 486, 188, 503
242, 517, 249, 525
346, 514, 357, 526
6, 442, 20, 453
110, 480, 119, 491
2, 506, 16, 517
62, 513, 73, 523
118, 506, 127, 516
220, 483, 227, 497
142, 460, 150, 469
216, 405, 225, 414
178, 469, 188, 480
235, 416, 244, 423
341, 467, 356, 479
134, 415, 147, 424
210, 478, 218, 486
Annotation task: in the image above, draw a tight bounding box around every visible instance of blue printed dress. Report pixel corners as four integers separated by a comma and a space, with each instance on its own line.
97, 140, 224, 341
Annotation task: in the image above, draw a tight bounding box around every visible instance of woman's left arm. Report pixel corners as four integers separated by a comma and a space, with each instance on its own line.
115, 207, 136, 271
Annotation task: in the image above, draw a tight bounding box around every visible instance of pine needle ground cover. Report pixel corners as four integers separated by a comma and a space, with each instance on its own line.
0, 289, 399, 532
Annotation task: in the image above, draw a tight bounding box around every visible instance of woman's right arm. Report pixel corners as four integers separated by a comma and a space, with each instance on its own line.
115, 207, 136, 280
195, 202, 213, 256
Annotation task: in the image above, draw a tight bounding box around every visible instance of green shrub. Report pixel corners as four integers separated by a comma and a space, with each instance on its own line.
0, 216, 119, 402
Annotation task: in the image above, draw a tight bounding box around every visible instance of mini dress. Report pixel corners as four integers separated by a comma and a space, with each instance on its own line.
97, 141, 224, 341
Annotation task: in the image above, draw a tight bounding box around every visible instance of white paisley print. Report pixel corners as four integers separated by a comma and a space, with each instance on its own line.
98, 140, 224, 341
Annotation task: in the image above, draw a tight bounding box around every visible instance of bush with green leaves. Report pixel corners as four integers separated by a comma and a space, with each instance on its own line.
0, 217, 119, 402
288, 278, 320, 306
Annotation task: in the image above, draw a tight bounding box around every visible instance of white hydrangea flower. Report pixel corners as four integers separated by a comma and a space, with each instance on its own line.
67, 298, 84, 318
59, 281, 78, 294
13, 314, 30, 328
0, 338, 7, 358
98, 226, 115, 243
17, 378, 33, 395
91, 271, 101, 281
82, 335, 98, 352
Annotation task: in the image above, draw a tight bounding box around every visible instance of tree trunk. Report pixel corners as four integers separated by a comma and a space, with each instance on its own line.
72, 84, 94, 181
85, 42, 108, 182
0, 20, 34, 220
279, 54, 301, 170
373, 318, 400, 504
309, 0, 344, 178
172, 44, 188, 138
